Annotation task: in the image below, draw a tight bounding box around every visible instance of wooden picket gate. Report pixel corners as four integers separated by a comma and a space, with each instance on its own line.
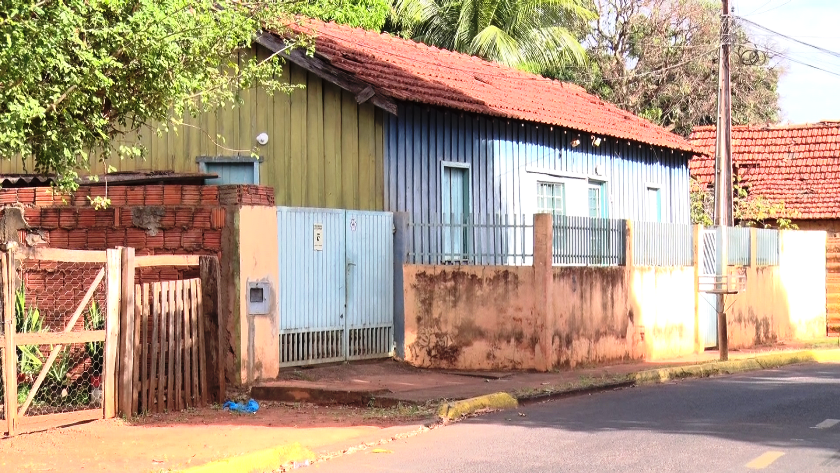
1, 247, 224, 436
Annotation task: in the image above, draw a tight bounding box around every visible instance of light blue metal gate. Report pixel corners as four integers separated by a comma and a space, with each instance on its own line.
277, 207, 394, 367
699, 229, 718, 349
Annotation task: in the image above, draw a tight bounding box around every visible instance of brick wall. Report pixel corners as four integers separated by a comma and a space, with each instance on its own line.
3, 183, 274, 330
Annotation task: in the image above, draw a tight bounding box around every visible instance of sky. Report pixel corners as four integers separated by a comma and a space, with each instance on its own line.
735, 0, 840, 123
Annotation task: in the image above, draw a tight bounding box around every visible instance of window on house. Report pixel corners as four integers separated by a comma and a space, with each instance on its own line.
647, 186, 662, 222
588, 183, 605, 218
441, 164, 471, 260
537, 182, 565, 215
197, 157, 261, 185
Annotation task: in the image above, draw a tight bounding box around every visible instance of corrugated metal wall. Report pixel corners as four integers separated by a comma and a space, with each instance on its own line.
2, 46, 385, 211
384, 103, 691, 224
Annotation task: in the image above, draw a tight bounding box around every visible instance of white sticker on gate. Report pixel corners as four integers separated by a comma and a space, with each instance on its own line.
313, 223, 324, 251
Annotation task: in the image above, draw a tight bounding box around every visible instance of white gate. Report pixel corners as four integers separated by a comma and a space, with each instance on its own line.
699, 229, 718, 348
277, 207, 394, 367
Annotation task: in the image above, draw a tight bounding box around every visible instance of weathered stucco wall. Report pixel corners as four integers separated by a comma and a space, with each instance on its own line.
403, 265, 539, 370
728, 230, 826, 349
235, 206, 280, 384
403, 264, 699, 371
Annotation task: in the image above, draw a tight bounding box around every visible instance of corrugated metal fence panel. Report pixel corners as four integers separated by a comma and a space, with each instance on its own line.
633, 221, 694, 266
552, 215, 626, 266
727, 226, 751, 266
384, 103, 693, 229
277, 207, 346, 366
756, 228, 780, 266
345, 211, 394, 360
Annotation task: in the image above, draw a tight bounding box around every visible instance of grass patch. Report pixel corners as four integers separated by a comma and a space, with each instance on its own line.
363, 402, 436, 421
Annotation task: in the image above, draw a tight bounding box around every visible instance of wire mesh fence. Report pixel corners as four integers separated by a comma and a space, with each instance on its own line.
14, 260, 107, 417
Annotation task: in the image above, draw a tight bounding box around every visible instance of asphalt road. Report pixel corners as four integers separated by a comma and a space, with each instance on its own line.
313, 363, 840, 472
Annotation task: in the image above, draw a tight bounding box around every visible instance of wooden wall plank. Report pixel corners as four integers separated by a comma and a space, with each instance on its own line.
198, 257, 218, 404
140, 284, 151, 413
358, 103, 376, 210
289, 66, 308, 206
119, 247, 136, 417
183, 280, 193, 407
375, 110, 385, 210
274, 64, 293, 205
341, 91, 360, 209
166, 281, 176, 412
176, 280, 185, 411
152, 283, 163, 413
307, 76, 325, 207
189, 279, 200, 406
132, 284, 142, 414
104, 249, 122, 419
158, 282, 167, 412
3, 253, 18, 436
323, 84, 343, 208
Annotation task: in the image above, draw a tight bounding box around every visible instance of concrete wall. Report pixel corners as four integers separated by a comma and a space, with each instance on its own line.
728, 230, 826, 349
403, 216, 827, 371
232, 206, 281, 384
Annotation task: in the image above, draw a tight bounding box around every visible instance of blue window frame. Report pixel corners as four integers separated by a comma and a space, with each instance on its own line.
197, 156, 261, 185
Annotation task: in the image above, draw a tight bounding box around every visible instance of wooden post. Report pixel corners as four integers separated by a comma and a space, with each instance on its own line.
624, 220, 634, 267
166, 281, 175, 412
119, 247, 136, 416
199, 256, 223, 404
3, 251, 17, 436
174, 279, 184, 411
104, 248, 122, 419
133, 284, 143, 414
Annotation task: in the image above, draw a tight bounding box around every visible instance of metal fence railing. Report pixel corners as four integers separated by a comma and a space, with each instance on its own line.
756, 228, 780, 266
406, 214, 533, 265
633, 221, 694, 266
552, 215, 626, 266
727, 226, 752, 266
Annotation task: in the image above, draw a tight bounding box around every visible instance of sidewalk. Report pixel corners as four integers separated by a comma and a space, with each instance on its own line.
255, 340, 838, 406
2, 340, 836, 473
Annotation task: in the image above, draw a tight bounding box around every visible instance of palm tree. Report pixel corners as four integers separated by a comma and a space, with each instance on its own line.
390, 0, 596, 71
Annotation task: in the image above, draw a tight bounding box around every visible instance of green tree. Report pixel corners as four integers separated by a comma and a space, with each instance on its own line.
290, 0, 391, 30
389, 0, 596, 70
563, 0, 780, 136
690, 178, 798, 229
0, 0, 302, 191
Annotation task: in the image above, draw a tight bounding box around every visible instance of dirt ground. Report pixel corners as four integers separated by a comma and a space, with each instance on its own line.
0, 401, 431, 473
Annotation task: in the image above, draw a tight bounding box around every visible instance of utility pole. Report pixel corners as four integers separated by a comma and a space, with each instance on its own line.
713, 0, 733, 361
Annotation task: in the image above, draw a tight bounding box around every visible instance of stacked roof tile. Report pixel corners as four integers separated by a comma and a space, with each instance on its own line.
285, 19, 695, 153
690, 122, 840, 219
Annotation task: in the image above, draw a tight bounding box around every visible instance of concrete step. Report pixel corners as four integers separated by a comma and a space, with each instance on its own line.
250, 382, 397, 407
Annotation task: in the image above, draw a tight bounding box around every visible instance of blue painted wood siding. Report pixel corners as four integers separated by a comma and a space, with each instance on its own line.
384, 103, 691, 224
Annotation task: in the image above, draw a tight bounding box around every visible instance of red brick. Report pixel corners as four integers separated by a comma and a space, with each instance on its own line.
161, 209, 176, 228
16, 188, 35, 205
72, 187, 90, 206
40, 208, 60, 229
94, 209, 116, 228
201, 186, 219, 205
203, 230, 222, 249
106, 228, 126, 248
126, 228, 147, 248
107, 186, 128, 206
0, 190, 17, 205
175, 208, 194, 227
24, 208, 41, 227
87, 229, 107, 249
59, 208, 78, 229
67, 230, 88, 249
77, 208, 97, 227
164, 230, 182, 249
193, 209, 212, 229
163, 185, 182, 205
146, 231, 164, 249
182, 229, 203, 250
181, 186, 201, 205
119, 207, 134, 227
210, 208, 226, 229
49, 229, 69, 248
145, 184, 164, 205
35, 188, 55, 206
125, 186, 144, 205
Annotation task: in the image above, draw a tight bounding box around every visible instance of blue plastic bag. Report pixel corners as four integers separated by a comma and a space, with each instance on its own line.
223, 399, 259, 414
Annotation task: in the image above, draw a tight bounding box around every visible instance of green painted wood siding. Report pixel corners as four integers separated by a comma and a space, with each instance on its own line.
0, 46, 385, 211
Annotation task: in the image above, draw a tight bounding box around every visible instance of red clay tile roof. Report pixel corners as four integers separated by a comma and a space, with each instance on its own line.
284, 19, 695, 153
690, 122, 840, 219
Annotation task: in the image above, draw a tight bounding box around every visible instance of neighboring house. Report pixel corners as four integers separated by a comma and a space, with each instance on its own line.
689, 122, 840, 232
690, 122, 839, 336
0, 19, 695, 224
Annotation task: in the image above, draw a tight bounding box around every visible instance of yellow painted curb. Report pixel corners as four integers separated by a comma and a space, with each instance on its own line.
178, 442, 316, 473
634, 349, 840, 385
438, 392, 518, 420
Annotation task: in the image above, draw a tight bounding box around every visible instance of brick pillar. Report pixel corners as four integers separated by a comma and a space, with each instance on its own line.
533, 213, 553, 371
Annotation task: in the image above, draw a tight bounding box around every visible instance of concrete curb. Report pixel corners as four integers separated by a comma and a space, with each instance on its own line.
517, 349, 840, 407
178, 442, 316, 473
437, 392, 518, 420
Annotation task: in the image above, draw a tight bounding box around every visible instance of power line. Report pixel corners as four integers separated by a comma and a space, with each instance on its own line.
736, 16, 840, 60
